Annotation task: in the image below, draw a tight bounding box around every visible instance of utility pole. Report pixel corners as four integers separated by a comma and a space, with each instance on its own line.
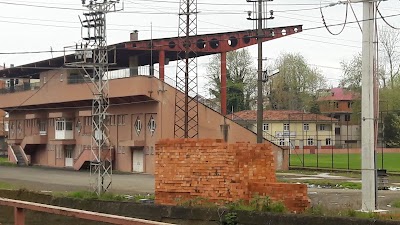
246, 0, 274, 143
64, 0, 122, 195
361, 0, 377, 212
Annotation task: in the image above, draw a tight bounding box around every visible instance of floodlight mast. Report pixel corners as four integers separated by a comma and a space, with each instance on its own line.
65, 0, 122, 196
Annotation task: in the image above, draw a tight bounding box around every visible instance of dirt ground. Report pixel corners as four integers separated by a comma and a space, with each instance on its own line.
1, 166, 400, 212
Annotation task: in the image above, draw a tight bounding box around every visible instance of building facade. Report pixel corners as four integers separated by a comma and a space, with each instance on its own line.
1, 72, 288, 173
317, 88, 360, 148
231, 110, 337, 151
0, 26, 304, 172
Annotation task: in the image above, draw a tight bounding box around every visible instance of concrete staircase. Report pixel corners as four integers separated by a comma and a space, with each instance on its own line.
13, 145, 28, 166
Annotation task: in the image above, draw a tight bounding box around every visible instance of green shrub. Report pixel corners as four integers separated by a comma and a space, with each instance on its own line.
223, 212, 238, 225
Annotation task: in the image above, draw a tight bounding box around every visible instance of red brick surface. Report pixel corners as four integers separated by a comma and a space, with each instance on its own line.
155, 139, 310, 212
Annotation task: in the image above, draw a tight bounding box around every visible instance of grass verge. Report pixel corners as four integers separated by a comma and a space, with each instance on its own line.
57, 191, 154, 202
282, 179, 362, 189
0, 157, 17, 167
0, 181, 15, 190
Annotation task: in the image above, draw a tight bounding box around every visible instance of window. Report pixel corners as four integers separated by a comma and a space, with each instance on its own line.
110, 115, 116, 126
283, 123, 290, 131
326, 138, 332, 146
279, 139, 285, 146
117, 115, 126, 125
134, 117, 142, 135
333, 115, 341, 121
303, 123, 309, 131
39, 120, 47, 133
85, 116, 92, 126
148, 116, 156, 135
319, 124, 326, 131
335, 127, 341, 135
348, 101, 353, 108
17, 122, 22, 133
307, 138, 314, 146
263, 123, 269, 131
334, 102, 339, 108
55, 145, 63, 159
345, 114, 351, 122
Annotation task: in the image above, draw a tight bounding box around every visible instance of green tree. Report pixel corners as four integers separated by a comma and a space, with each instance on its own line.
206, 49, 256, 112
340, 53, 362, 91
268, 53, 326, 111
384, 112, 400, 147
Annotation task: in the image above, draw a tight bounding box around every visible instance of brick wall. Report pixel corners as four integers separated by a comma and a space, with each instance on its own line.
155, 139, 309, 212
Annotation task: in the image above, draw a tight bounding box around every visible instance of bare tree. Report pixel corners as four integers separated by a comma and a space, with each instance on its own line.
379, 26, 400, 89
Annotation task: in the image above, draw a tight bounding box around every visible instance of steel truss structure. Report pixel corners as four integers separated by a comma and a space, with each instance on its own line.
174, 0, 199, 138
65, 0, 122, 195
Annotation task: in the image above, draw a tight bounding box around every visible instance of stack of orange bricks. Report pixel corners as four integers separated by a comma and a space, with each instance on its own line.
155, 139, 310, 212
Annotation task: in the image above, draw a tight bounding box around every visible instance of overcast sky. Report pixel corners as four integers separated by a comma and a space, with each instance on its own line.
0, 0, 399, 97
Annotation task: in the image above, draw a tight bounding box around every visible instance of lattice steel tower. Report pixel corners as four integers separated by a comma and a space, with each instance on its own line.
65, 0, 122, 195
174, 0, 199, 138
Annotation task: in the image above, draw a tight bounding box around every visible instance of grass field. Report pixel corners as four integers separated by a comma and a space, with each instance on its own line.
0, 157, 8, 163
290, 153, 400, 172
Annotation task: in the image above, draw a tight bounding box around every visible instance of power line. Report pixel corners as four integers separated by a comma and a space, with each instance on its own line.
347, 0, 362, 32
377, 7, 400, 30
0, 0, 333, 15
320, 0, 349, 35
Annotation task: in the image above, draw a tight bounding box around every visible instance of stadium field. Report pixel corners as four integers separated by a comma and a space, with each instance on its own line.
289, 153, 400, 172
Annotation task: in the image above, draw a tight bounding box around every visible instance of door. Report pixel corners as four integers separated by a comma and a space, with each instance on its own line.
132, 149, 144, 173
65, 145, 74, 167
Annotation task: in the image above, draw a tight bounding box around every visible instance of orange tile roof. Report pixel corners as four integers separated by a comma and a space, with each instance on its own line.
230, 110, 337, 122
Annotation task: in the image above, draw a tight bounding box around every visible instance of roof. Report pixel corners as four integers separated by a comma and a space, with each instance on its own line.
318, 88, 358, 101
0, 25, 302, 79
230, 110, 337, 122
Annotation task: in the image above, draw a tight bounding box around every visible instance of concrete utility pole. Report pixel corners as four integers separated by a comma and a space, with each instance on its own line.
257, 0, 263, 144
246, 0, 274, 143
361, 0, 377, 212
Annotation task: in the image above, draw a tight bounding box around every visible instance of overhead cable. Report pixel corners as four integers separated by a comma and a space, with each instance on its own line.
320, 0, 349, 35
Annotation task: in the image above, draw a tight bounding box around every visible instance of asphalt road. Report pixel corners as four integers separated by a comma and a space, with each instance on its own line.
1, 166, 400, 212
0, 166, 155, 194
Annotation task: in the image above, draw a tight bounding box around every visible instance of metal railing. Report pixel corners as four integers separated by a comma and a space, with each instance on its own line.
0, 83, 41, 94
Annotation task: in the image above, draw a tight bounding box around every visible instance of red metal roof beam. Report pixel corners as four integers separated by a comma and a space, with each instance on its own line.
124, 25, 302, 53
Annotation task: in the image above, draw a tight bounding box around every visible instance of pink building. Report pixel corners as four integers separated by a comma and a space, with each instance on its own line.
0, 26, 303, 173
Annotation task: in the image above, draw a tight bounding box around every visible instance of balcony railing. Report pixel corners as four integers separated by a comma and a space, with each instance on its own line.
0, 82, 41, 94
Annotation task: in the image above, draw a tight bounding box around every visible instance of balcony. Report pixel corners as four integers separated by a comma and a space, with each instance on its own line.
0, 82, 41, 95
55, 119, 74, 140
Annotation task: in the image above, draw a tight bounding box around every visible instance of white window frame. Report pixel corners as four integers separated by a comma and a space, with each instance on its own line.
279, 139, 285, 146
319, 124, 326, 131
326, 138, 332, 146
303, 123, 309, 131
283, 123, 290, 131
307, 138, 314, 146
134, 117, 142, 136
148, 116, 156, 134
262, 123, 269, 132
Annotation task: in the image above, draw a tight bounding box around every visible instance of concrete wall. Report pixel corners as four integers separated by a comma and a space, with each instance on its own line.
0, 190, 399, 225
